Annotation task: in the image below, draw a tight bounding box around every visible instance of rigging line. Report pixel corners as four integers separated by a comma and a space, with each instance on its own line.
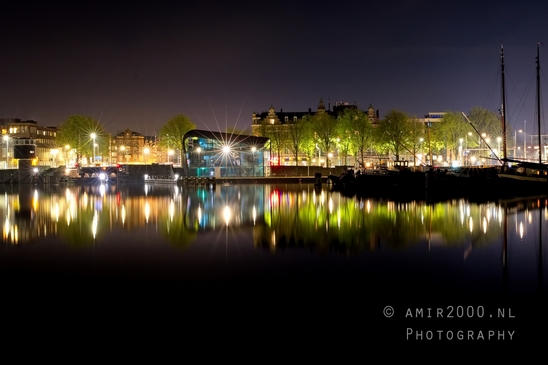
461, 112, 503, 164
481, 60, 502, 111
506, 68, 535, 130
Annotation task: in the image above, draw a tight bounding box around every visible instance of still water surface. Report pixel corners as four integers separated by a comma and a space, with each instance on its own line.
1, 182, 546, 344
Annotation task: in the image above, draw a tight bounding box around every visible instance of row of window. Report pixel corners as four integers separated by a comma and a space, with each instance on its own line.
6, 126, 56, 137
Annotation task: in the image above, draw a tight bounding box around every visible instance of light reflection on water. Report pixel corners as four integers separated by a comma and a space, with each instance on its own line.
0, 183, 547, 299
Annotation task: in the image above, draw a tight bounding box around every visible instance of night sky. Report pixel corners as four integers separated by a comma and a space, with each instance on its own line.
2, 0, 548, 136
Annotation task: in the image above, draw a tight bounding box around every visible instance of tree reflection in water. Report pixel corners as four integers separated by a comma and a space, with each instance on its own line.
0, 183, 538, 255
1, 183, 547, 346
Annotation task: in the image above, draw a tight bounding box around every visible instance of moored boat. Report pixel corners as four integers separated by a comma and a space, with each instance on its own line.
497, 43, 548, 191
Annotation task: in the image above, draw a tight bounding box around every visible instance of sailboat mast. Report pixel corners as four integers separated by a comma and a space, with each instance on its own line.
536, 43, 542, 165
500, 43, 508, 170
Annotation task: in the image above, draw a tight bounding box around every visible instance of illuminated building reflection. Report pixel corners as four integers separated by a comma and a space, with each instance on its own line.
0, 184, 545, 258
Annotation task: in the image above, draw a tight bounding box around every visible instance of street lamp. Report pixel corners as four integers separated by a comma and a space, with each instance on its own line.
523, 121, 527, 160
497, 136, 501, 160
168, 149, 174, 164
3, 135, 9, 169
51, 149, 58, 168
65, 145, 70, 167
144, 147, 150, 163
222, 145, 231, 178
251, 146, 256, 176
485, 137, 491, 165
315, 144, 321, 166
91, 133, 97, 165
459, 138, 463, 166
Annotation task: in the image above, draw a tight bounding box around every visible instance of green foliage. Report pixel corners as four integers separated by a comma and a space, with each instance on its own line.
256, 120, 288, 166
468, 107, 502, 138
309, 113, 338, 167
158, 114, 196, 171
56, 115, 107, 163
376, 110, 412, 160
286, 116, 312, 168
429, 111, 474, 161
338, 109, 374, 167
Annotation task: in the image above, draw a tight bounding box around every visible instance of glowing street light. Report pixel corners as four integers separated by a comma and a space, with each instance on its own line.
144, 147, 150, 163
223, 145, 231, 178
65, 145, 70, 166
251, 146, 256, 176
459, 138, 463, 166
51, 149, 59, 168
3, 135, 9, 169
91, 133, 97, 165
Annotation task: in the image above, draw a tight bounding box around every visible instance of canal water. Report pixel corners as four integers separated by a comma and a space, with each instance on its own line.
1, 182, 546, 347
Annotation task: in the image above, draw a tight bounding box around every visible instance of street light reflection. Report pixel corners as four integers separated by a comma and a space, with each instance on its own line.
223, 205, 231, 226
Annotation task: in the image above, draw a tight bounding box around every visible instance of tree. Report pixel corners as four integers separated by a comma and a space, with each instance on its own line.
309, 113, 337, 167
468, 107, 501, 138
338, 109, 374, 168
56, 115, 107, 165
405, 117, 426, 167
286, 117, 310, 171
430, 111, 473, 164
257, 121, 287, 166
158, 115, 196, 173
375, 110, 412, 161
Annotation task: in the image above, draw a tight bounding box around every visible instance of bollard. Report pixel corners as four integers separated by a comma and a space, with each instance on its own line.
314, 172, 322, 186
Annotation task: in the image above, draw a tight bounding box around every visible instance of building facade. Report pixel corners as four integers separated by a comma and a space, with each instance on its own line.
251, 99, 380, 167
0, 118, 58, 168
183, 129, 270, 177
110, 129, 160, 164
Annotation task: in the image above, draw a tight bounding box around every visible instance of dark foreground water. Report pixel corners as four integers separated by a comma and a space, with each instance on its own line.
1, 182, 546, 350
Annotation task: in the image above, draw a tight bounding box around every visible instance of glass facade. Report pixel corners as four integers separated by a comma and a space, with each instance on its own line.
183, 130, 270, 178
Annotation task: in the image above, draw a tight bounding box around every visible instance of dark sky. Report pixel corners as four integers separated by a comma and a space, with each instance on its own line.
1, 0, 547, 136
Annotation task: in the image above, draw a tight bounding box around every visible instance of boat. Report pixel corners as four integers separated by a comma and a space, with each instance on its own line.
57, 176, 78, 184
498, 43, 548, 189
144, 174, 178, 184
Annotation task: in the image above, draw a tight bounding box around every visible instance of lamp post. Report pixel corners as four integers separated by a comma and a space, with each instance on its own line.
91, 133, 97, 165
466, 132, 472, 149
3, 135, 9, 169
419, 137, 424, 167
459, 138, 463, 166
223, 145, 231, 178
65, 145, 70, 167
523, 121, 527, 160
144, 147, 150, 164
251, 146, 256, 177
485, 137, 491, 165
168, 149, 174, 164
51, 149, 58, 168
480, 133, 486, 150
315, 144, 321, 166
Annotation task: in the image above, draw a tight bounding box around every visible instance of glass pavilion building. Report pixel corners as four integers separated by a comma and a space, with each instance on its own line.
183, 130, 270, 178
